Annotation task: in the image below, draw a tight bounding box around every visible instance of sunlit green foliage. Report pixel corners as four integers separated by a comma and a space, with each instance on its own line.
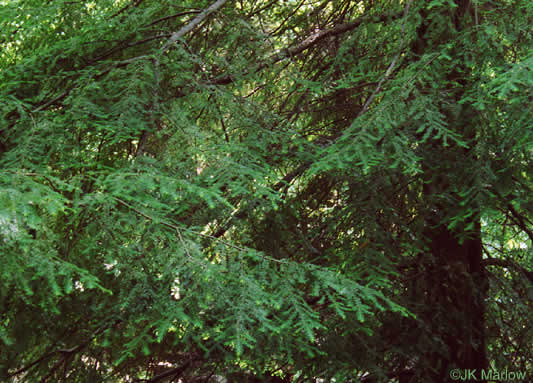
1, 0, 531, 382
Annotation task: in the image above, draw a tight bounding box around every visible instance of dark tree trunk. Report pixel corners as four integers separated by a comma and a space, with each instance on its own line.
413, 2, 489, 381
419, 209, 488, 382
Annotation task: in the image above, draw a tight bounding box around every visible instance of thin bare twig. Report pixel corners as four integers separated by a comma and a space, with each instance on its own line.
113, 197, 288, 264
212, 11, 403, 85
143, 11, 201, 28
357, 0, 413, 117
10, 323, 112, 380
483, 257, 533, 283
133, 359, 193, 383
159, 0, 229, 55
113, 197, 240, 251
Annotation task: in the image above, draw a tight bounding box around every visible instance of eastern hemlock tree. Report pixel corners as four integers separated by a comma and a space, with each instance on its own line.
1, 1, 532, 382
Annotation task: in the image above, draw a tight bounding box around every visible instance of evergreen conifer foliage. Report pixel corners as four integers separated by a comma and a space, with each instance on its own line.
1, 0, 531, 382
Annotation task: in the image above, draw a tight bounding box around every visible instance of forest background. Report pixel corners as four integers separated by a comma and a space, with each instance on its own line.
0, 0, 532, 382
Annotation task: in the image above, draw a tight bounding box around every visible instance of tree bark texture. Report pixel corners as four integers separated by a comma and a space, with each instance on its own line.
414, 2, 489, 381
